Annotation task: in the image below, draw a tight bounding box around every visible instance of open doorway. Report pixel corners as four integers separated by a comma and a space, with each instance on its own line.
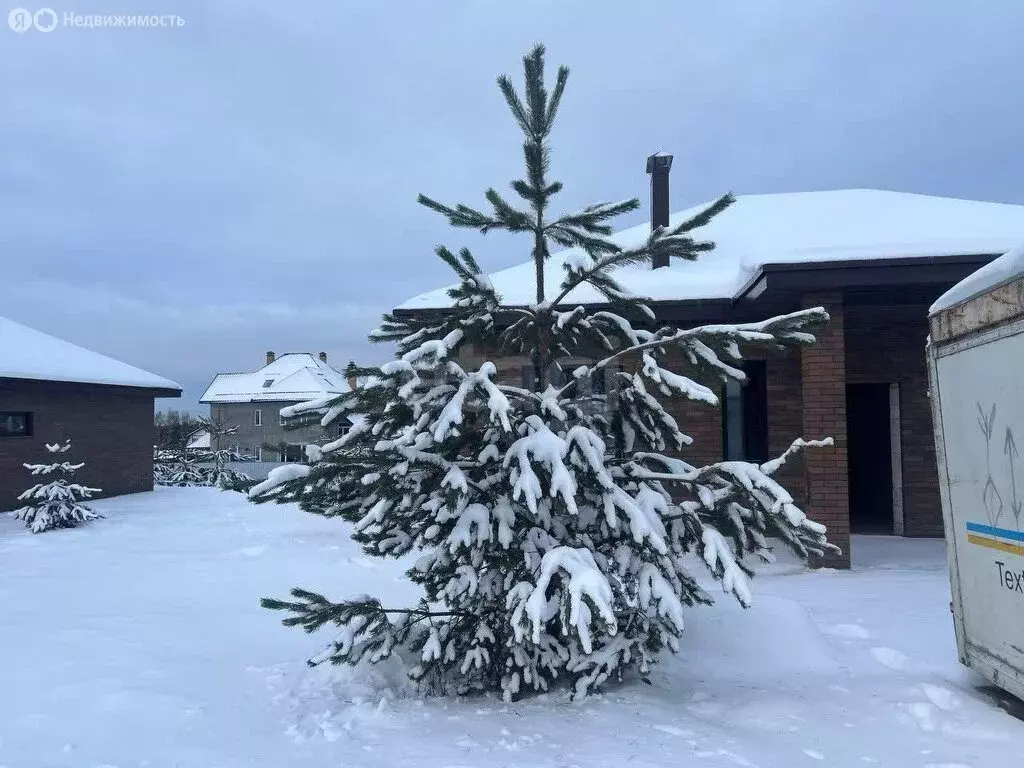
847, 383, 895, 534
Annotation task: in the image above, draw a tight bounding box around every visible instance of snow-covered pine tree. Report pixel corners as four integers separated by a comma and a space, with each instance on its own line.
253, 45, 838, 700
156, 422, 211, 488
12, 440, 102, 533
160, 449, 207, 488
153, 447, 173, 486
197, 415, 255, 491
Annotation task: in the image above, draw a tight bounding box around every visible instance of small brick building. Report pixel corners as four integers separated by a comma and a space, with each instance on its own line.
398, 162, 1024, 567
0, 315, 181, 511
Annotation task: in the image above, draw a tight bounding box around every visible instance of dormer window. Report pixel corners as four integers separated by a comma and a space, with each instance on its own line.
262, 379, 274, 388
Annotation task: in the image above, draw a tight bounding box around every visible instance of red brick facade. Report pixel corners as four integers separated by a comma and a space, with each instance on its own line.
464, 290, 943, 569
844, 303, 940, 537
800, 293, 851, 567
0, 378, 159, 511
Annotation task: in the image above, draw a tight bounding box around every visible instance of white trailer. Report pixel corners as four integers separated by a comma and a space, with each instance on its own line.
928, 244, 1024, 702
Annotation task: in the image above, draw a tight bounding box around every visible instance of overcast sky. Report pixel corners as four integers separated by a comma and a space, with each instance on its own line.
3, 0, 1023, 412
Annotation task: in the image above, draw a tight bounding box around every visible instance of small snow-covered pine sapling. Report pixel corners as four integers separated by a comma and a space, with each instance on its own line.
12, 440, 102, 533
154, 425, 206, 487
253, 44, 839, 701
162, 450, 208, 488
197, 415, 255, 491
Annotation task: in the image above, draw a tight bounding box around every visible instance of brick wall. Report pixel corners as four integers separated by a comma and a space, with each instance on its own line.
658, 344, 723, 467
459, 295, 944, 568
844, 303, 941, 536
766, 348, 808, 510
0, 378, 159, 512
800, 293, 851, 567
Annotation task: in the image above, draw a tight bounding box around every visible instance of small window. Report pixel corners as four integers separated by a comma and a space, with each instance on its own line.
253, 445, 262, 461
520, 363, 570, 391
0, 411, 32, 437
520, 364, 535, 389
337, 423, 350, 437
281, 443, 304, 463
722, 360, 769, 462
254, 409, 262, 427
262, 379, 274, 388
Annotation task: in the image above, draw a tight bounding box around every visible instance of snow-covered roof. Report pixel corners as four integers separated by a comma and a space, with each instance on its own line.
199, 353, 351, 404
0, 315, 181, 391
398, 189, 1024, 309
930, 242, 1024, 314
186, 430, 211, 450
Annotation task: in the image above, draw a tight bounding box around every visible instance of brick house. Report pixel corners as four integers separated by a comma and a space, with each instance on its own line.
396, 157, 1024, 567
0, 315, 181, 511
199, 351, 354, 462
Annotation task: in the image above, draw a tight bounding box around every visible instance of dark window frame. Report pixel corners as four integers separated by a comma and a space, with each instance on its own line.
0, 411, 33, 438
722, 360, 769, 463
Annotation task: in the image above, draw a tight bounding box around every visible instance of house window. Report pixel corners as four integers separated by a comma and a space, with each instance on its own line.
253, 445, 262, 461
281, 444, 305, 463
722, 360, 769, 462
517, 362, 612, 423
254, 409, 262, 427
520, 363, 608, 398
279, 412, 287, 426
520, 364, 534, 389
337, 423, 350, 437
0, 411, 32, 437
519, 363, 568, 390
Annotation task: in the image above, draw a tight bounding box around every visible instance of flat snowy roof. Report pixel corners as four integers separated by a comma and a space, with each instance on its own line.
200, 353, 350, 404
399, 189, 1024, 310
0, 315, 181, 392
930, 242, 1024, 314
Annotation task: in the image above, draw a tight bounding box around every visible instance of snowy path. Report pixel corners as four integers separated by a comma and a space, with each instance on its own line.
1, 488, 1021, 767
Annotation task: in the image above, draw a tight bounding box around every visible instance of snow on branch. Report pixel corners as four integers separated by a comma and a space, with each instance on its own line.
511, 546, 617, 654
248, 464, 312, 498
504, 415, 578, 515
434, 362, 512, 440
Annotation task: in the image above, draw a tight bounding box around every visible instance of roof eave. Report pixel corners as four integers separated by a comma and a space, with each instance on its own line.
0, 375, 181, 398
732, 253, 1000, 304
394, 253, 1005, 319
391, 296, 733, 319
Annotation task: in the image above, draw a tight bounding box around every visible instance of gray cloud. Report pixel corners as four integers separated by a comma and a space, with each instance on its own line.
2, 0, 1023, 411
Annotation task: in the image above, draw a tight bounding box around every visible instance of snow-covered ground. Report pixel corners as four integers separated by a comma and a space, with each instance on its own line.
1, 488, 1021, 768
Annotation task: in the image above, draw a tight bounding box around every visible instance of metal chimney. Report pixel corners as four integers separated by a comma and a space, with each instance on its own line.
646, 152, 673, 269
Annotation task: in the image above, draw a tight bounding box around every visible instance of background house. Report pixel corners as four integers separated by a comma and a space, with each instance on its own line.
0, 315, 181, 510
199, 351, 353, 462
185, 429, 210, 453
397, 157, 1024, 567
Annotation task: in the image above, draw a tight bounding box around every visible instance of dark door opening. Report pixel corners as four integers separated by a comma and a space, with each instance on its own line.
846, 383, 894, 534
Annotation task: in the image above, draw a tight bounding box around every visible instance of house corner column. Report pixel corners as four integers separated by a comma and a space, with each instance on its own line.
801, 292, 851, 568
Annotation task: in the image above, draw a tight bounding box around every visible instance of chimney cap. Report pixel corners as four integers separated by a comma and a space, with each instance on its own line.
646, 152, 673, 173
